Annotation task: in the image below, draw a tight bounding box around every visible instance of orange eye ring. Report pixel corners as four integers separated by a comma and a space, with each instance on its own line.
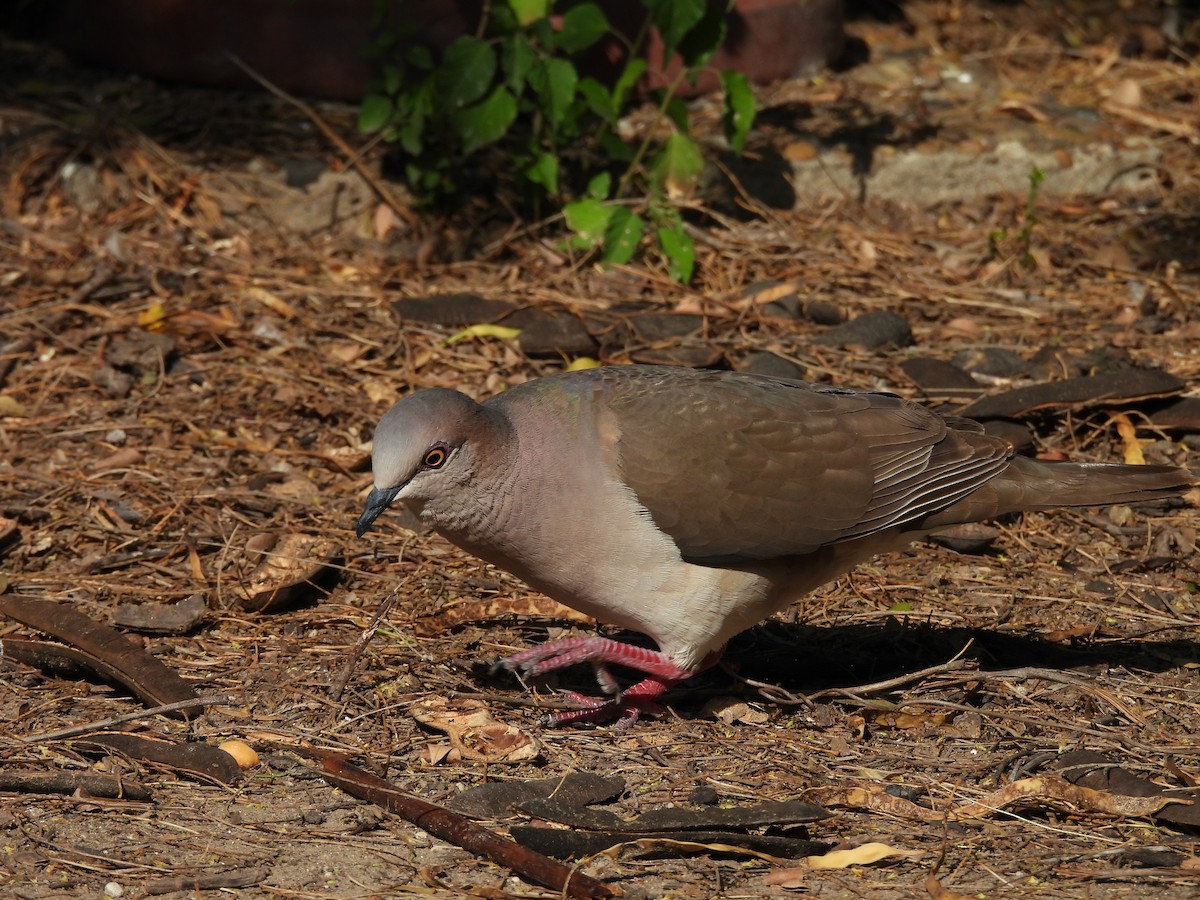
422, 445, 448, 469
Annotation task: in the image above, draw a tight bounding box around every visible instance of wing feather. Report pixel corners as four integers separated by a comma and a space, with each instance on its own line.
591, 367, 1012, 562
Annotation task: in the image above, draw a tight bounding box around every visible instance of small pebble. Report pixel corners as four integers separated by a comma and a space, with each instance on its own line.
104, 883, 124, 899
219, 740, 259, 769
105, 428, 127, 445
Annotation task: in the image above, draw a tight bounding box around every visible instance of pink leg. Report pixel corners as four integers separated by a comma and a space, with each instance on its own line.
492, 635, 722, 728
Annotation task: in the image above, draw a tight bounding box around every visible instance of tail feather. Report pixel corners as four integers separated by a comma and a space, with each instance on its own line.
922, 458, 1193, 528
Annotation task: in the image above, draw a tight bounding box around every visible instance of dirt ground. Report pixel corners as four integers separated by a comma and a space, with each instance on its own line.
2, 2, 1199, 898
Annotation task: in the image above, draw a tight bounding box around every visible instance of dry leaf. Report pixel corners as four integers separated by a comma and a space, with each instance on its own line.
807, 774, 1184, 823
413, 595, 593, 637
89, 447, 143, 473
373, 202, 401, 241
138, 302, 167, 331
941, 317, 981, 340
948, 775, 1185, 821
925, 873, 974, 899
874, 710, 950, 730
1111, 413, 1147, 465
761, 867, 807, 888
237, 533, 341, 613
807, 842, 925, 869
327, 341, 369, 364
0, 395, 27, 416
701, 697, 771, 725
362, 377, 396, 404
743, 281, 801, 307
244, 286, 299, 319
411, 697, 541, 763
1108, 78, 1142, 108
997, 98, 1049, 122
443, 324, 521, 346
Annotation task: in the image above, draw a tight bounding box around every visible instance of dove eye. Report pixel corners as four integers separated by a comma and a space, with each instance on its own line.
421, 443, 450, 470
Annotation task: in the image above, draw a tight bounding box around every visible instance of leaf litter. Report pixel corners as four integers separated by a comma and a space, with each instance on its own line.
2, 3, 1200, 898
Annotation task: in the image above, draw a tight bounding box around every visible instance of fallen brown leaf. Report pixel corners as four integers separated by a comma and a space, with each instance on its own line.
411, 696, 541, 763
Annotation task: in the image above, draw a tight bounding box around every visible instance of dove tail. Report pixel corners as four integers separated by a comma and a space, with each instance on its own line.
922, 458, 1193, 527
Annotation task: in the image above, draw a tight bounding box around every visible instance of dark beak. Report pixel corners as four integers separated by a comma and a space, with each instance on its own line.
356, 486, 402, 537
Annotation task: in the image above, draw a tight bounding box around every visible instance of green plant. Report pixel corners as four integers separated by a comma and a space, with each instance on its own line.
359, 0, 756, 283
986, 165, 1047, 268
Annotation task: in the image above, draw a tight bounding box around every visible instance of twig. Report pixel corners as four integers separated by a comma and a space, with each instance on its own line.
143, 867, 271, 896
225, 54, 421, 230
729, 643, 977, 706
20, 695, 233, 743
302, 749, 617, 899
330, 581, 404, 702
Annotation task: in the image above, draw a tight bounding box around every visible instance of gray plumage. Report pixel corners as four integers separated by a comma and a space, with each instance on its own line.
358, 365, 1191, 724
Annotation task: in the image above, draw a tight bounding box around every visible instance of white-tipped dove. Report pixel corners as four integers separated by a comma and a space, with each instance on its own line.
357, 365, 1192, 726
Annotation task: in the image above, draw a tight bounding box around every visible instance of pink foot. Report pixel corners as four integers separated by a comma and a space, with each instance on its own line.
491, 635, 721, 728
551, 676, 674, 729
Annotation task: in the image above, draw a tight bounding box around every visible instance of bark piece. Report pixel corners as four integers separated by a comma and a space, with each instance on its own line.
0, 597, 199, 719
112, 593, 208, 635
518, 796, 830, 832
1056, 749, 1200, 827
959, 369, 1185, 419
516, 310, 597, 357
393, 293, 516, 325
0, 769, 152, 801
307, 750, 617, 899
815, 310, 913, 350
511, 826, 829, 860
79, 732, 242, 785
449, 772, 626, 818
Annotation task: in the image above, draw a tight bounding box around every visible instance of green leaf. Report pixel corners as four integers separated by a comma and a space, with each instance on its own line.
394, 80, 435, 154
406, 45, 434, 70
602, 207, 644, 265
651, 132, 703, 197
656, 223, 695, 283
406, 161, 443, 193
502, 34, 536, 94
436, 36, 496, 109
452, 86, 518, 154
599, 132, 634, 164
586, 171, 611, 200
557, 3, 609, 53
612, 59, 647, 114
676, 1, 727, 68
661, 94, 689, 133
369, 0, 388, 29
643, 0, 705, 58
529, 17, 556, 47
577, 77, 614, 122
720, 70, 754, 154
382, 64, 402, 95
528, 57, 577, 127
507, 0, 551, 27
396, 119, 423, 155
358, 93, 394, 134
564, 197, 613, 246
525, 152, 559, 196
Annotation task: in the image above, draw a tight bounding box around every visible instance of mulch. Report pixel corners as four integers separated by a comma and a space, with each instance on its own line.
2, 3, 1199, 897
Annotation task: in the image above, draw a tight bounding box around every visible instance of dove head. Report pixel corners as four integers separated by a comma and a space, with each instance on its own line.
356, 388, 508, 537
